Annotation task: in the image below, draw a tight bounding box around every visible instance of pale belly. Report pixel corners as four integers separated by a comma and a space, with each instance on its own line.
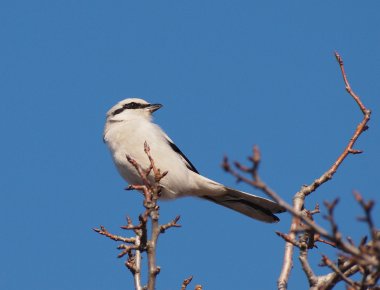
106, 126, 197, 199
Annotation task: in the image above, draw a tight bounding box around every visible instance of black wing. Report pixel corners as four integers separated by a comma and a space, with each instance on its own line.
166, 139, 199, 174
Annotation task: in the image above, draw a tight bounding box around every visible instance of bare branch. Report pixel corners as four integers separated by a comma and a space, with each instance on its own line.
277, 52, 371, 289
298, 240, 318, 287
94, 219, 144, 290
353, 191, 377, 241
93, 226, 136, 243
161, 215, 181, 233
321, 255, 357, 288
276, 231, 301, 248
223, 53, 376, 290
95, 142, 183, 290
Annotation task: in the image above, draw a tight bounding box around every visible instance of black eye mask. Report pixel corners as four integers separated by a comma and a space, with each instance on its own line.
112, 102, 150, 116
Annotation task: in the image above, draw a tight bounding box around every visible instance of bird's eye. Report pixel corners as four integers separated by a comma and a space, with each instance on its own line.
112, 107, 125, 116
124, 102, 141, 109
112, 102, 150, 116
126, 102, 150, 109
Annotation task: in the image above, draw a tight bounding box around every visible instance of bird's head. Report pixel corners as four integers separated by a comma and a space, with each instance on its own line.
106, 98, 162, 122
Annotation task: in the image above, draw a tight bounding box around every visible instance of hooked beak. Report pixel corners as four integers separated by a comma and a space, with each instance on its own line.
148, 103, 162, 113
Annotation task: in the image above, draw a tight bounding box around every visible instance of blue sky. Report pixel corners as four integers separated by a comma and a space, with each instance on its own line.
1, 1, 379, 289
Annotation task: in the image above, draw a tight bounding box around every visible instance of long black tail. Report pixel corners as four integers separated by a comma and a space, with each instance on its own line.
202, 187, 285, 223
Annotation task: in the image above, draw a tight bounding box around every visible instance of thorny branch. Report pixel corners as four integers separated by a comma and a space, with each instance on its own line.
223, 52, 379, 289
94, 141, 192, 290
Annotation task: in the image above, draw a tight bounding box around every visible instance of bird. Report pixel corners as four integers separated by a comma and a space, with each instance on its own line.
103, 98, 285, 222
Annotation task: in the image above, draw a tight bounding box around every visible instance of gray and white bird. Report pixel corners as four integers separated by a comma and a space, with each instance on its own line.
103, 98, 285, 222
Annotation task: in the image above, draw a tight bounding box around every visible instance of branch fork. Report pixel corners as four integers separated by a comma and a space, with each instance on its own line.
223, 52, 378, 289
94, 141, 185, 290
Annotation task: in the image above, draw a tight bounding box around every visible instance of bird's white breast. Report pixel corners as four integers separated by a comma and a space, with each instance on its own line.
104, 119, 200, 199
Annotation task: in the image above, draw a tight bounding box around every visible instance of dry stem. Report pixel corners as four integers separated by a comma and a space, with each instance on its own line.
94, 142, 182, 290
277, 52, 371, 289
223, 52, 377, 289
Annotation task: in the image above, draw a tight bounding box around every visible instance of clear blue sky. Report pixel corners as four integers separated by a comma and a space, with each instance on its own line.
1, 1, 379, 289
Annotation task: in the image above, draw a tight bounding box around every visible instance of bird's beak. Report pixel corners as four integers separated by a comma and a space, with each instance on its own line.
148, 103, 162, 113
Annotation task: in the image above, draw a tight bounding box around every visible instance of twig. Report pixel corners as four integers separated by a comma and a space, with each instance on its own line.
223, 52, 373, 289
93, 226, 136, 243
147, 204, 161, 290
275, 231, 301, 248
144, 141, 168, 183
321, 255, 357, 288
223, 145, 279, 201
161, 215, 181, 233
94, 218, 145, 290
315, 258, 359, 290
181, 275, 193, 290
142, 142, 163, 290
353, 191, 377, 241
277, 52, 371, 290
315, 236, 336, 248
131, 233, 143, 290
298, 239, 318, 287
95, 142, 182, 290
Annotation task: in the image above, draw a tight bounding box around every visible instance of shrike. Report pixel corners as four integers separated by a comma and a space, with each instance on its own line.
104, 98, 285, 222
